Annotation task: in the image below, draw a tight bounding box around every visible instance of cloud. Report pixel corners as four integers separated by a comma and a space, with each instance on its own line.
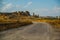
48, 6, 60, 13
53, 6, 60, 13
1, 2, 22, 12
24, 2, 32, 8
33, 6, 60, 16
15, 5, 21, 8
1, 3, 13, 12
1, 1, 32, 12
34, 8, 49, 14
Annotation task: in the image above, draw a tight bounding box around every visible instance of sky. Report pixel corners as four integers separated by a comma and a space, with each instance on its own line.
0, 0, 60, 16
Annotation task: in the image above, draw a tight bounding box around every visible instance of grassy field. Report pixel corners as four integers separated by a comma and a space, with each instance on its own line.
0, 18, 32, 31
32, 19, 60, 28
45, 20, 60, 28
0, 16, 60, 31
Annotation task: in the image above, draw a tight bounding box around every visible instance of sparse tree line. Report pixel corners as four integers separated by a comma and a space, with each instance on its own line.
0, 11, 60, 20
0, 11, 60, 31
0, 11, 33, 31
0, 11, 31, 19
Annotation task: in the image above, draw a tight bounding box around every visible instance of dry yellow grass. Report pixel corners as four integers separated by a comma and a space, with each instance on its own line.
32, 19, 60, 28
0, 18, 32, 31
45, 20, 60, 28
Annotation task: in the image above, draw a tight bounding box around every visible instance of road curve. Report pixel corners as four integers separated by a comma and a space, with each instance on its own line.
0, 22, 53, 40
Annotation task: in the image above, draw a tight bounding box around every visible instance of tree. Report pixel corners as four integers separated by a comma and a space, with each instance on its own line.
33, 12, 39, 18
33, 12, 35, 16
25, 11, 31, 16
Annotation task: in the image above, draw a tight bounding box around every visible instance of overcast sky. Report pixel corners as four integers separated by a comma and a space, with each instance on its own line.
0, 0, 60, 16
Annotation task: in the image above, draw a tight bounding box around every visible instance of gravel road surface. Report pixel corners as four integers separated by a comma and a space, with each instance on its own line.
0, 22, 53, 40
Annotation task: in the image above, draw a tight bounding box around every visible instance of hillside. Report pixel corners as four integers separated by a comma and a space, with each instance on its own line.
0, 11, 32, 31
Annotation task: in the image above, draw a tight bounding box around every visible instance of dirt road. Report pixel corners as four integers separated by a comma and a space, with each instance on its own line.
0, 22, 53, 40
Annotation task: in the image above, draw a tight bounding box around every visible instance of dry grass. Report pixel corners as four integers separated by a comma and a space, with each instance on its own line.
32, 19, 60, 28
0, 19, 32, 31
45, 20, 60, 28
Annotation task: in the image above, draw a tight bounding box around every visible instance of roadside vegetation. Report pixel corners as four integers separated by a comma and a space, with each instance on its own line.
0, 11, 60, 31
0, 19, 32, 31
0, 11, 32, 31
31, 15, 60, 28
46, 20, 60, 28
